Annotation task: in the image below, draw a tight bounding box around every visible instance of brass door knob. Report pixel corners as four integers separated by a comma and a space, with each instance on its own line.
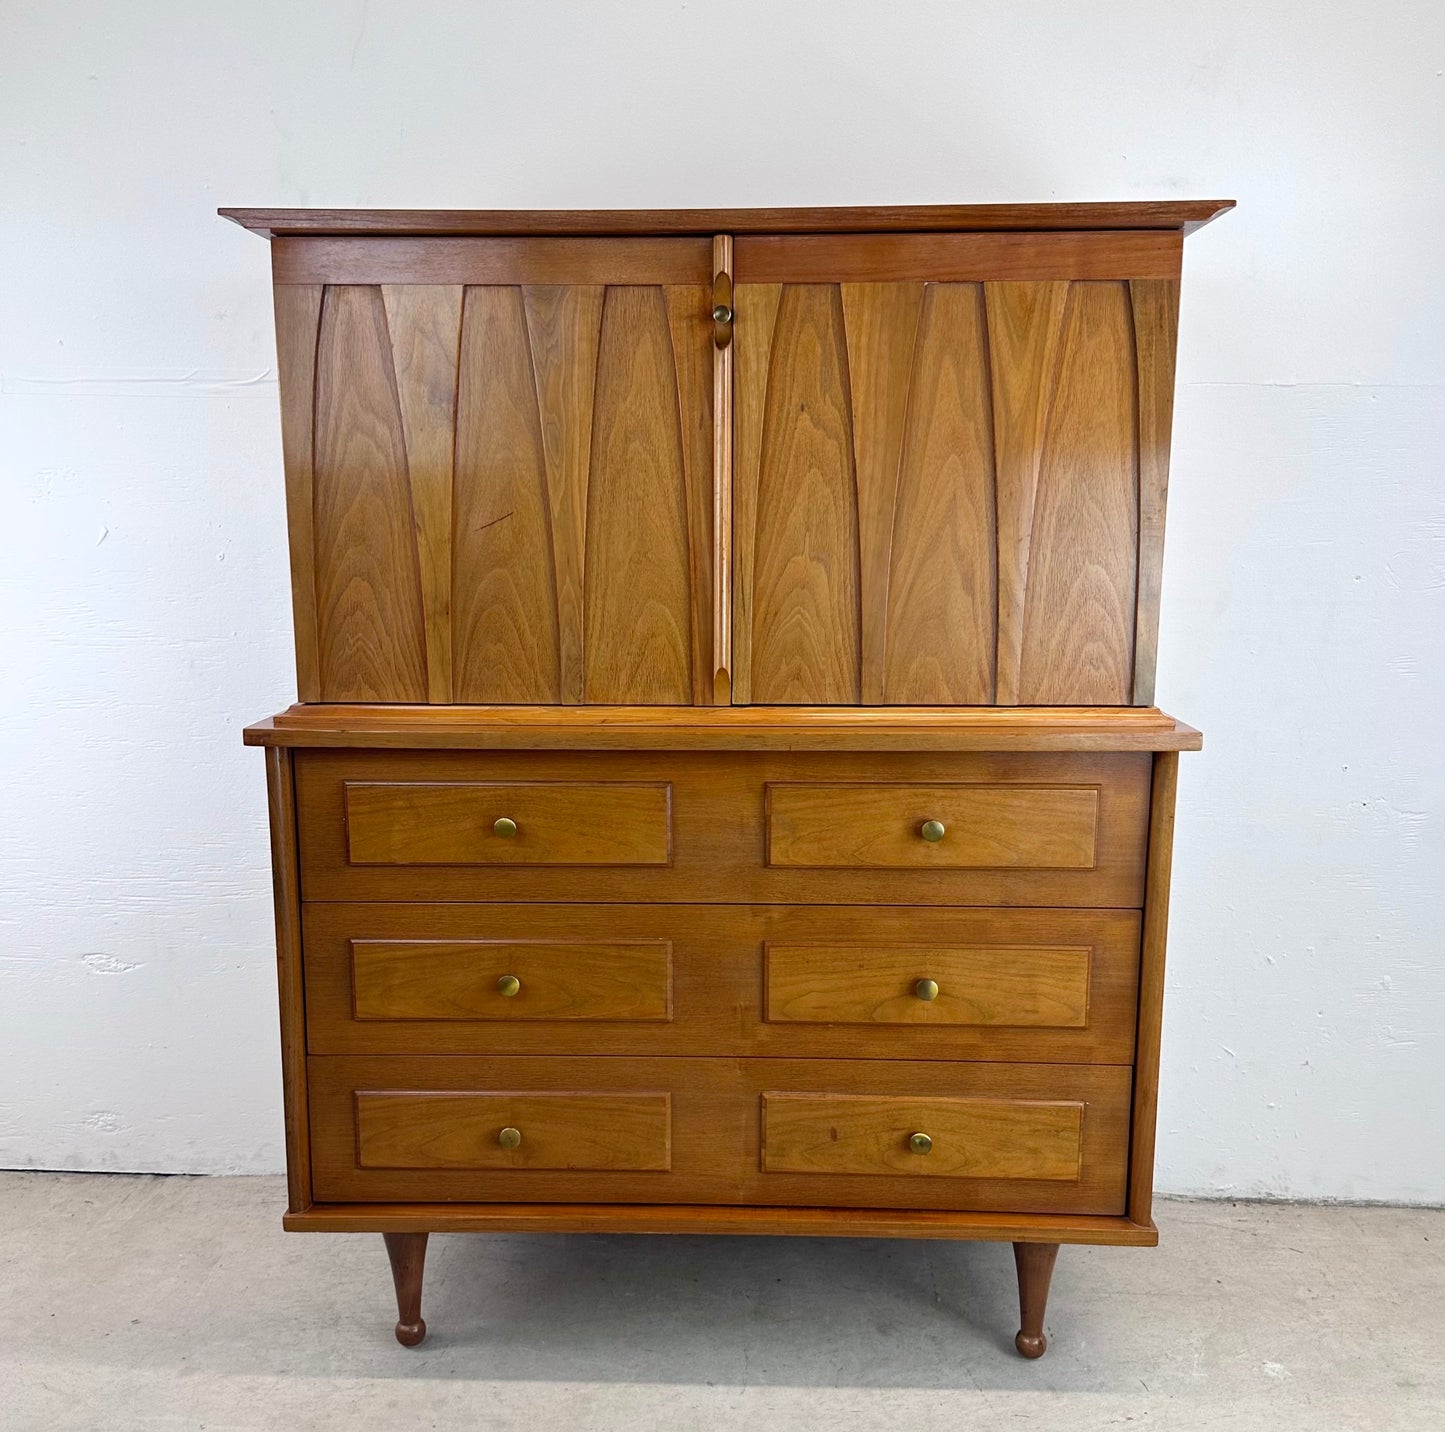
712, 303, 733, 324
909, 1132, 933, 1155
915, 978, 940, 1001
493, 816, 518, 838
496, 974, 521, 998
920, 819, 946, 843
498, 1126, 522, 1149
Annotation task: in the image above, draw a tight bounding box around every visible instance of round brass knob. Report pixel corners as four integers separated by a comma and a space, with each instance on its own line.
496, 974, 521, 998
909, 1132, 933, 1155
712, 303, 733, 324
915, 978, 939, 1002
498, 1126, 522, 1149
920, 819, 946, 843
493, 817, 518, 838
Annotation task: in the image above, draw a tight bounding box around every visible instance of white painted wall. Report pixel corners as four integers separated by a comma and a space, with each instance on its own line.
2, 1, 1441, 1201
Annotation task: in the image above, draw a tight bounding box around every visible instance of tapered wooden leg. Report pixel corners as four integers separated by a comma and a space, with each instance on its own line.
1012, 1241, 1059, 1359
383, 1232, 429, 1347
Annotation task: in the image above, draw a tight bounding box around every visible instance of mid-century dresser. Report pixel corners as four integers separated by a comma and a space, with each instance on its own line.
228, 200, 1230, 1357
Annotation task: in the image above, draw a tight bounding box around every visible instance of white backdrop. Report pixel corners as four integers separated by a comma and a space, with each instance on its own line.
2, 1, 1442, 1201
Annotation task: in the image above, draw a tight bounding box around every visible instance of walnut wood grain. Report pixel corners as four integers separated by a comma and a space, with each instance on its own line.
1013, 1241, 1060, 1358
304, 904, 1140, 1063
765, 782, 1100, 870
342, 779, 672, 867
245, 704, 1204, 752
224, 200, 1236, 240
350, 937, 673, 1023
357, 1090, 672, 1171
297, 750, 1150, 906
734, 231, 1181, 283
762, 1093, 1084, 1181
382, 1232, 428, 1347
310, 1055, 1130, 1214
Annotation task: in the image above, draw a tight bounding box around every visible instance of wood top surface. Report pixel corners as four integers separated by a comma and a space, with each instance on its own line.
221, 200, 1234, 240
243, 704, 1202, 752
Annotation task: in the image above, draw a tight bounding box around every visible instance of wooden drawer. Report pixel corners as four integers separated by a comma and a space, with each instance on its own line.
356, 1091, 671, 1171
309, 1056, 1130, 1212
304, 904, 1140, 1063
297, 750, 1150, 906
767, 783, 1098, 869
345, 780, 670, 866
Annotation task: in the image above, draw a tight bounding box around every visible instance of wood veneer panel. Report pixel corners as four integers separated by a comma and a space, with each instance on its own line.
295, 749, 1150, 906
304, 903, 1141, 1063
1017, 283, 1140, 703
309, 1055, 1131, 1213
271, 282, 323, 701
311, 285, 429, 701
583, 287, 695, 703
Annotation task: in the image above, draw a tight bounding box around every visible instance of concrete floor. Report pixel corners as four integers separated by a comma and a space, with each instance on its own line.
0, 1174, 1440, 1431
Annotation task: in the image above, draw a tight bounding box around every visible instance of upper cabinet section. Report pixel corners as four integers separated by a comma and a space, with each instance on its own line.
231, 204, 1230, 707
731, 233, 1180, 706
270, 238, 715, 704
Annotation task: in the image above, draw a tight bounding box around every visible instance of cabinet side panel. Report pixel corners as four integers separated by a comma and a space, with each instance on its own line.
271, 283, 324, 701
312, 286, 431, 700
1017, 282, 1139, 703
1129, 280, 1181, 706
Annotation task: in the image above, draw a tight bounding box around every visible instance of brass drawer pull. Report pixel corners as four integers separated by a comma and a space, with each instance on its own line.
919, 819, 946, 843
914, 978, 939, 1001
908, 1132, 933, 1155
493, 816, 518, 838
498, 1126, 522, 1150
496, 974, 521, 998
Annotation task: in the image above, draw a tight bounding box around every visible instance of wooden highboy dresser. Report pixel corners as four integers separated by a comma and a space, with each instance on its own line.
228, 200, 1231, 1357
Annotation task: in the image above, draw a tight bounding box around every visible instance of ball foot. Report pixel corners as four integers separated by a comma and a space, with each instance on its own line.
395, 1317, 427, 1348
1014, 1329, 1047, 1359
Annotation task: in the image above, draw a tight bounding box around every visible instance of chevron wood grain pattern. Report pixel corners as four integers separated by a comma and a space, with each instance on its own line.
271, 243, 714, 703
735, 266, 1172, 706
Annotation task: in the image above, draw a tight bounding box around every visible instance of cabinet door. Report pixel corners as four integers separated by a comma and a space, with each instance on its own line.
273, 238, 716, 703
730, 233, 1180, 706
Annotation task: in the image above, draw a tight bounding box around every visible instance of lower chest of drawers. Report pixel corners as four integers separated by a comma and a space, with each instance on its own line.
288, 745, 1152, 1222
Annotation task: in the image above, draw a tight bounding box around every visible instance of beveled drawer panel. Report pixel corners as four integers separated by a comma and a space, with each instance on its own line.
304, 904, 1140, 1063
309, 1055, 1130, 1213
767, 783, 1098, 869
764, 941, 1094, 1029
761, 1093, 1082, 1180
297, 750, 1150, 906
356, 1091, 671, 1171
344, 780, 671, 866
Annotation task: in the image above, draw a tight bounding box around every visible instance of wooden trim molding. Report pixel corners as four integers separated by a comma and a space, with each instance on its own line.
244, 704, 1203, 753
222, 200, 1235, 240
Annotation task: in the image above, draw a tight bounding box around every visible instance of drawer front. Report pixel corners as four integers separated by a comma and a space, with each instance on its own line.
351, 938, 672, 1022
298, 750, 1150, 906
762, 1093, 1081, 1180
356, 1091, 671, 1171
345, 780, 671, 866
308, 1055, 1130, 1213
767, 783, 1098, 869
304, 904, 1140, 1063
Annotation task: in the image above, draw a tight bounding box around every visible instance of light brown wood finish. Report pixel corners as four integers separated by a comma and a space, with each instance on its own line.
764, 941, 1095, 1030
298, 750, 1150, 907
1128, 751, 1179, 1227
766, 782, 1099, 870
351, 938, 673, 1023
342, 780, 671, 866
265, 748, 311, 1213
306, 905, 1140, 1063
294, 1203, 1158, 1244
310, 1055, 1131, 1213
224, 200, 1236, 240
1012, 1241, 1060, 1358
712, 234, 734, 703
762, 1094, 1084, 1181
245, 704, 1203, 752
357, 1091, 672, 1171
733, 231, 1181, 283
